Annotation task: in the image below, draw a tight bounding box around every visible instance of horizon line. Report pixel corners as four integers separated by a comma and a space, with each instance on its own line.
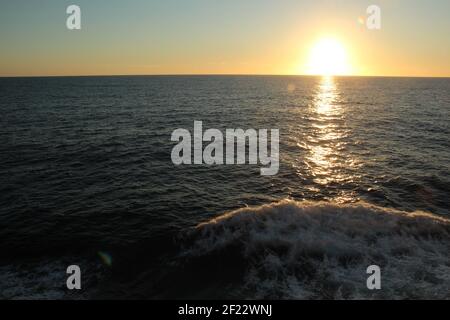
1, 73, 450, 79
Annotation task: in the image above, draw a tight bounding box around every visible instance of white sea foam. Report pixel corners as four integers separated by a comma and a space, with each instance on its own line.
186, 200, 450, 299
0, 257, 101, 300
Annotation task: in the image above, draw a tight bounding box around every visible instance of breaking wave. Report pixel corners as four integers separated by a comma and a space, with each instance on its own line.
177, 200, 450, 299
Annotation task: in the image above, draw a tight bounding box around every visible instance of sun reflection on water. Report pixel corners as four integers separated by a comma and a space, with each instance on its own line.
308, 76, 342, 183
302, 76, 359, 202
315, 76, 337, 115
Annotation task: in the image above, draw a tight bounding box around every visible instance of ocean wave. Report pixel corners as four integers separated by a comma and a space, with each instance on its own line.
179, 200, 450, 299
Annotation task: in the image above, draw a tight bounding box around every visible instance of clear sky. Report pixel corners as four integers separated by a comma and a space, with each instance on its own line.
0, 0, 449, 77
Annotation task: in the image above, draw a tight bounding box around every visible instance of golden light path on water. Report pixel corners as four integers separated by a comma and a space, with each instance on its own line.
304, 76, 359, 202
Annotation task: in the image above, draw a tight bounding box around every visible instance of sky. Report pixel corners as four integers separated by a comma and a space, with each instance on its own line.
0, 0, 449, 77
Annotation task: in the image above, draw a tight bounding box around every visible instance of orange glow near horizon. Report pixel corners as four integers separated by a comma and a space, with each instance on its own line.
1, 1, 450, 78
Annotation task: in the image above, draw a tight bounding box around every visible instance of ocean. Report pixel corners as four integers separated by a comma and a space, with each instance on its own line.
0, 75, 449, 299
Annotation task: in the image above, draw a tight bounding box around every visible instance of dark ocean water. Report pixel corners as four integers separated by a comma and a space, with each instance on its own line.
0, 76, 449, 299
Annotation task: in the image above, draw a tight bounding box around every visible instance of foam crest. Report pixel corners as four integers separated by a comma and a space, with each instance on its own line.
184, 200, 450, 299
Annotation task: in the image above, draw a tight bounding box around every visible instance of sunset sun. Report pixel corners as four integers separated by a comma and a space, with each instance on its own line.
305, 38, 351, 76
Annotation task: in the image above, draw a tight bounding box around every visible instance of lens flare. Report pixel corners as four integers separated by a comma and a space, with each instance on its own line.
98, 251, 113, 267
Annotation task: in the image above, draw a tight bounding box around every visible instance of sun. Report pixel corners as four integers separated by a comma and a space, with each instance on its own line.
305, 38, 351, 76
